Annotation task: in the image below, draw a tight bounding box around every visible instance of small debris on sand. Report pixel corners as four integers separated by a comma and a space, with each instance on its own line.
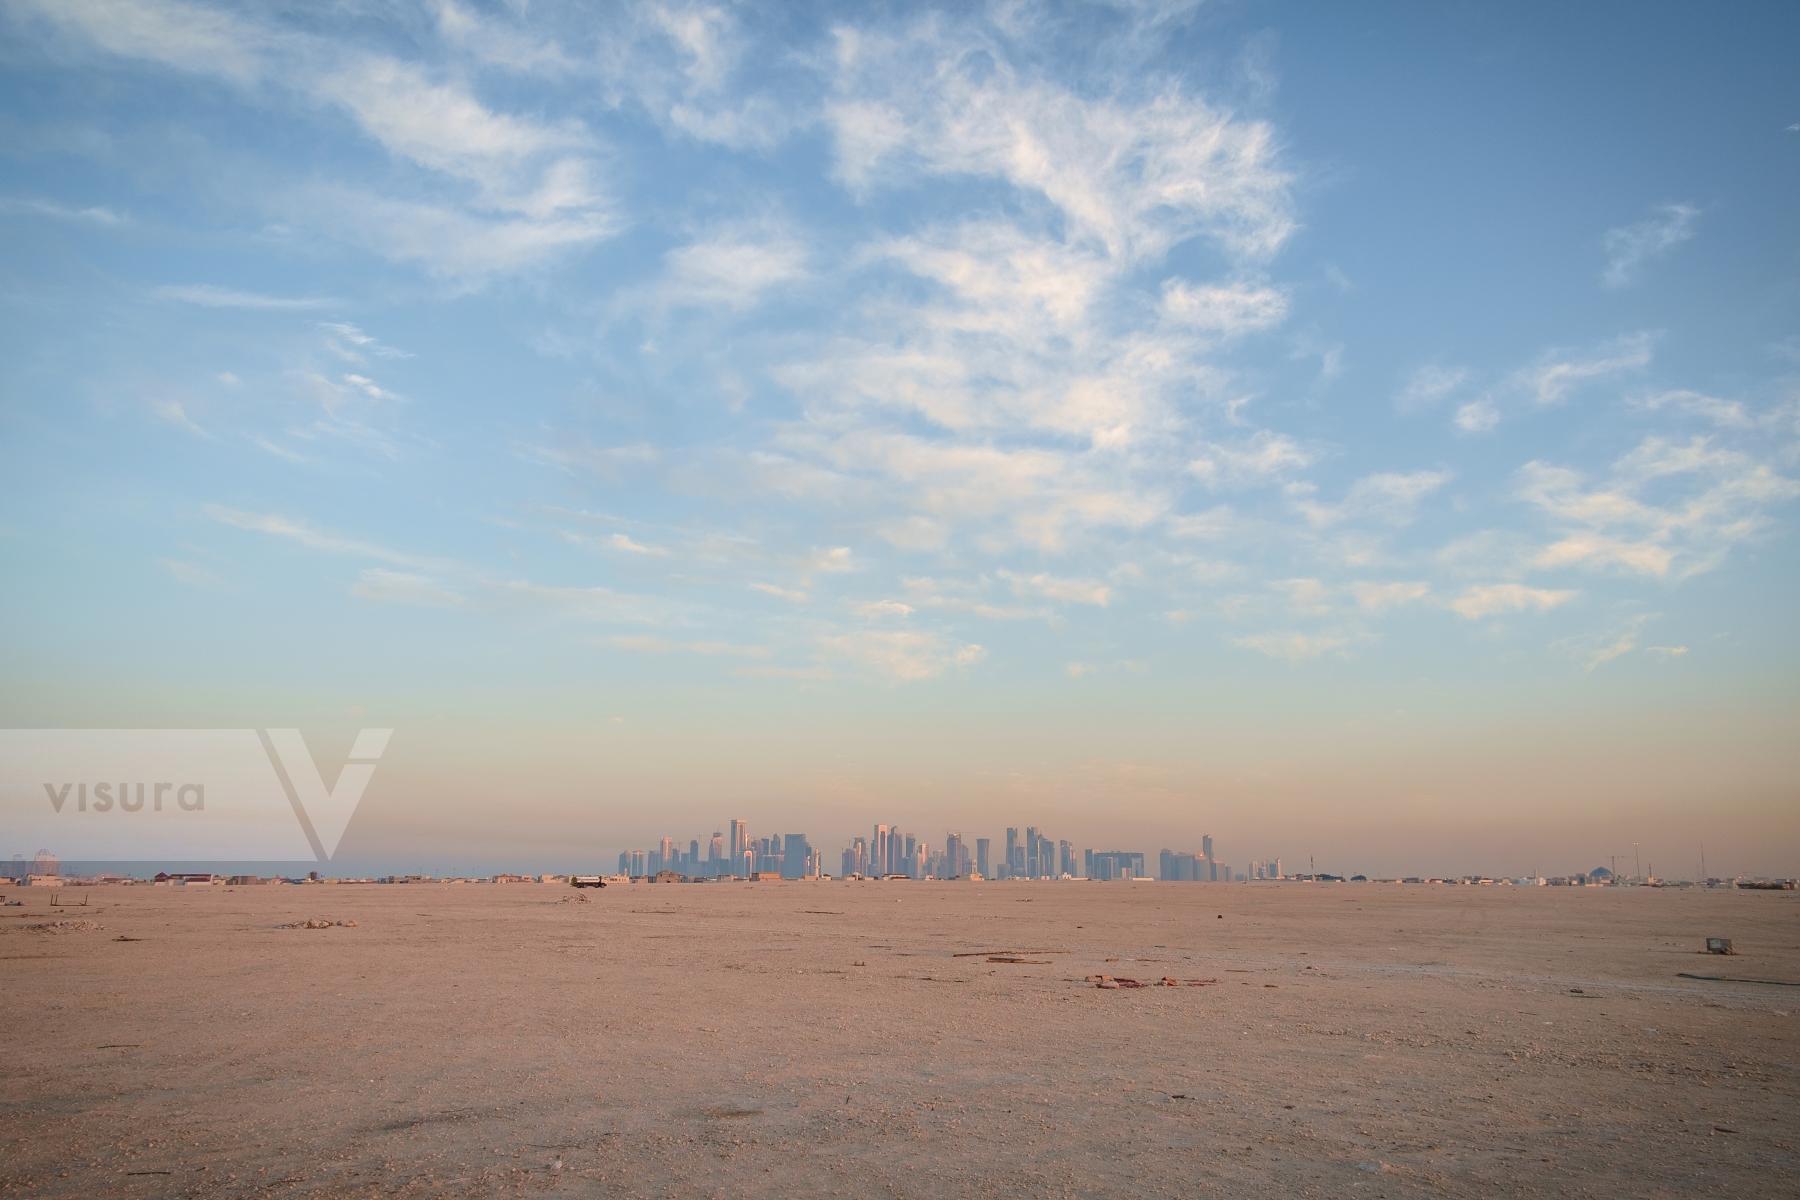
281, 919, 359, 929
1084, 974, 1217, 989
987, 955, 1051, 964
21, 920, 103, 934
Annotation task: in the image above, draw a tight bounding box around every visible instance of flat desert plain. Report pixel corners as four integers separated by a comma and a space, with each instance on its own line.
3, 882, 1797, 1198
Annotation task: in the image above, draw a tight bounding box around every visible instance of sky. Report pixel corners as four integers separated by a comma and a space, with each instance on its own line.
1, 0, 1797, 878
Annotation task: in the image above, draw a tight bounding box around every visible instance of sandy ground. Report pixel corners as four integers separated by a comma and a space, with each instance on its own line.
2, 881, 1796, 1198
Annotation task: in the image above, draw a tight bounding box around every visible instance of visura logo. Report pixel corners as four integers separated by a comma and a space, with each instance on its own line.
45, 781, 205, 812
7, 728, 393, 863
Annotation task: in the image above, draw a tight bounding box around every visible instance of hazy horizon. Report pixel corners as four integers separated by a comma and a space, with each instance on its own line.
2, 2, 1797, 878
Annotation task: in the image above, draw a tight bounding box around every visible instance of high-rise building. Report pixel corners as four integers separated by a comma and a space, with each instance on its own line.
944, 833, 963, 878
1005, 827, 1021, 878
729, 820, 748, 865
1058, 839, 1075, 877
1089, 850, 1145, 881
782, 834, 812, 880
975, 837, 991, 878
872, 825, 891, 877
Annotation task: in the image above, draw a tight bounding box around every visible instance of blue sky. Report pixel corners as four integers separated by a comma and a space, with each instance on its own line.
2, 1, 1797, 875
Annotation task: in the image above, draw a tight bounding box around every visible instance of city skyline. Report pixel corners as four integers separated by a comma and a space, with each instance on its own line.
1, 2, 1796, 878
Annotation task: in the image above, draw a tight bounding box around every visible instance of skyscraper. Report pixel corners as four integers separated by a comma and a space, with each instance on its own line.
944, 833, 963, 878
975, 837, 991, 878
729, 819, 748, 865
872, 824, 890, 877
782, 834, 811, 880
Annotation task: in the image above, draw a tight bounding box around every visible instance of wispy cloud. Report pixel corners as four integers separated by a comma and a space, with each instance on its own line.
750, 581, 808, 603
1602, 203, 1699, 288
18, 0, 623, 281
154, 283, 336, 310
0, 195, 129, 226
350, 568, 466, 609
1231, 631, 1349, 662
1448, 583, 1577, 620
205, 505, 442, 571
819, 628, 985, 681
1294, 470, 1451, 529
1395, 364, 1468, 413
603, 634, 770, 659
999, 569, 1112, 607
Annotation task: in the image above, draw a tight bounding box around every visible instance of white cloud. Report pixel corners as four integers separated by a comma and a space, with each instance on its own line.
1166, 507, 1236, 540
606, 532, 669, 557
320, 322, 410, 363
1295, 470, 1451, 528
428, 0, 575, 75
808, 546, 855, 574
206, 505, 440, 571
520, 440, 658, 478
10, 0, 270, 84
819, 628, 985, 681
1531, 533, 1673, 578
150, 398, 210, 438
350, 568, 466, 609
1350, 580, 1431, 612
1448, 583, 1577, 620
1159, 279, 1288, 337
1454, 397, 1499, 434
1602, 203, 1699, 288
750, 581, 808, 603
306, 188, 623, 280
160, 558, 223, 588
17, 1, 623, 281
1189, 431, 1314, 489
603, 634, 770, 659
999, 569, 1111, 607
1517, 332, 1655, 407
0, 195, 129, 225
1557, 614, 1668, 672
827, 20, 1293, 261
1274, 577, 1331, 616
855, 599, 914, 619
654, 227, 810, 311
153, 283, 336, 310
900, 577, 1049, 622
1395, 365, 1468, 413
1231, 631, 1348, 662
1515, 438, 1799, 579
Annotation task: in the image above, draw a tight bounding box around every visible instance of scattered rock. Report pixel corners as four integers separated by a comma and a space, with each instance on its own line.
282, 919, 358, 929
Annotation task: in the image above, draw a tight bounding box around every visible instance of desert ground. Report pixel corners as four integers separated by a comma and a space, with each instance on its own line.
2, 881, 1796, 1198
